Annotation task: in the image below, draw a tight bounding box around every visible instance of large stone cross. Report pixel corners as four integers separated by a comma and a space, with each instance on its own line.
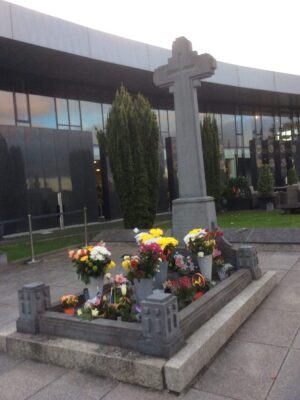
154, 37, 217, 240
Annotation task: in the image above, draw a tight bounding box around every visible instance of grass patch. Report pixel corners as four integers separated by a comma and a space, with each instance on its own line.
218, 209, 300, 228
0, 214, 171, 262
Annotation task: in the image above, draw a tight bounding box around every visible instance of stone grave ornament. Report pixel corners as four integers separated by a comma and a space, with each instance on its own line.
154, 37, 217, 241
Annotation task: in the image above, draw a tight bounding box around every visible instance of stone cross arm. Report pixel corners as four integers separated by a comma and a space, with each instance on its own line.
154, 37, 217, 88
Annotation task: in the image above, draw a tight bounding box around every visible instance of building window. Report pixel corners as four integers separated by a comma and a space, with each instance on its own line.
56, 98, 69, 128
102, 104, 111, 129
159, 110, 169, 133
81, 101, 103, 132
15, 92, 30, 126
29, 95, 56, 128
0, 91, 15, 125
222, 114, 236, 148
261, 114, 275, 139
280, 111, 293, 141
242, 114, 256, 147
68, 99, 81, 128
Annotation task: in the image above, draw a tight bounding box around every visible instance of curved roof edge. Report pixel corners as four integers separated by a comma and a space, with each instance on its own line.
1, 0, 300, 96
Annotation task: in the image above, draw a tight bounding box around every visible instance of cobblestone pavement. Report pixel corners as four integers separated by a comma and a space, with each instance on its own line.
0, 245, 300, 400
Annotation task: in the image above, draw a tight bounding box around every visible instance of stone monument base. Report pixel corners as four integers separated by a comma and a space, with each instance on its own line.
172, 196, 217, 242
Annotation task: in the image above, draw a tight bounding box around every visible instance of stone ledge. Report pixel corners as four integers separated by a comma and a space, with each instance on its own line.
4, 333, 166, 390
164, 271, 277, 393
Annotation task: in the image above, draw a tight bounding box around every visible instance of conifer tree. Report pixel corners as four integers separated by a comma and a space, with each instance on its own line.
106, 86, 159, 228
200, 114, 221, 204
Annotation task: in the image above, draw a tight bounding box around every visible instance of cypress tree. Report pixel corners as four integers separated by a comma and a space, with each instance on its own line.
200, 114, 221, 205
106, 86, 159, 228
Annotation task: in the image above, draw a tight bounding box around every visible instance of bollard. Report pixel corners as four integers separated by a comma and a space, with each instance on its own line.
236, 245, 262, 280
16, 282, 51, 334
25, 214, 42, 265
83, 207, 88, 246
138, 292, 185, 358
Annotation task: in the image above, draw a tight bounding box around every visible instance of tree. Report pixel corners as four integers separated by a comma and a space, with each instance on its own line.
257, 164, 274, 197
200, 115, 221, 205
106, 86, 159, 228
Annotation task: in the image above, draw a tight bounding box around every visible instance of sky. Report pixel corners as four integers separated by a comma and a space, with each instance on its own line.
6, 0, 300, 75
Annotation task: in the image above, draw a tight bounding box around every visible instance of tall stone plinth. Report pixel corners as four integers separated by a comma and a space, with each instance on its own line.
172, 196, 217, 241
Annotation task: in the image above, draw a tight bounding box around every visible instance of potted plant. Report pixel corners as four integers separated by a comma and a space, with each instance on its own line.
60, 294, 78, 315
224, 177, 252, 210
183, 228, 223, 280
122, 242, 165, 304
257, 164, 275, 210
68, 242, 115, 299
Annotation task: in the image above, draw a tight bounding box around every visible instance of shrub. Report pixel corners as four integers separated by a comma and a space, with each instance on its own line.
224, 177, 251, 199
257, 164, 274, 197
287, 167, 298, 185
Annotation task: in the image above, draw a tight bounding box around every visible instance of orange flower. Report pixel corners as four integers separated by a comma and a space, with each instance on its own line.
68, 250, 75, 259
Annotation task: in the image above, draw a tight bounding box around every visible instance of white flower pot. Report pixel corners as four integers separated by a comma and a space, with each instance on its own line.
134, 278, 153, 305
197, 254, 213, 281
154, 261, 168, 289
86, 275, 104, 299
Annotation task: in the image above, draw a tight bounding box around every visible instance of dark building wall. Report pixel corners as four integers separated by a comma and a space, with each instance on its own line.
0, 125, 98, 233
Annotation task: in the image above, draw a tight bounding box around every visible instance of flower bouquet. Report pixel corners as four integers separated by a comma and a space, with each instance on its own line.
60, 294, 78, 315
122, 242, 165, 304
69, 242, 115, 285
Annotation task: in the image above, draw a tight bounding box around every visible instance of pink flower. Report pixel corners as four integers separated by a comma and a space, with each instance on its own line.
114, 274, 127, 285
213, 248, 222, 258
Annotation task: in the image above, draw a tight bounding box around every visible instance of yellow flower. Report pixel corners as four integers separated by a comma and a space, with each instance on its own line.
80, 255, 88, 262
91, 309, 99, 317
189, 228, 202, 235
149, 228, 164, 237
107, 260, 116, 269
122, 260, 131, 271
77, 309, 83, 316
139, 233, 154, 243
157, 236, 178, 250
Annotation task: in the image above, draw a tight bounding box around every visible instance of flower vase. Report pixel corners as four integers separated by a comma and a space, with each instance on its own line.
63, 307, 75, 316
154, 261, 168, 289
86, 275, 104, 299
134, 278, 153, 305
218, 267, 228, 281
197, 254, 213, 281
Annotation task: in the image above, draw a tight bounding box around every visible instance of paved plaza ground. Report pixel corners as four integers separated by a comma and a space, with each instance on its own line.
0, 243, 300, 399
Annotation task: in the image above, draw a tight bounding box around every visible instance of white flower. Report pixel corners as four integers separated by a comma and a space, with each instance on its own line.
144, 237, 159, 245
121, 284, 127, 296
133, 227, 139, 234
90, 245, 111, 261
91, 309, 99, 317
197, 251, 204, 257
77, 309, 83, 316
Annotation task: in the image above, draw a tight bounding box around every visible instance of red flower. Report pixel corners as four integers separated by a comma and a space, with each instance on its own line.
131, 259, 139, 269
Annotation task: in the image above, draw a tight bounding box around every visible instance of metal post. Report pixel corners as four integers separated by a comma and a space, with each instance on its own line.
25, 214, 42, 265
84, 207, 88, 246
57, 192, 64, 230
28, 214, 35, 262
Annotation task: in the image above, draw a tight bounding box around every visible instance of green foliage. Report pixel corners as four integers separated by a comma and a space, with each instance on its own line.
106, 86, 159, 228
287, 167, 298, 185
200, 115, 221, 204
257, 164, 274, 197
224, 177, 251, 199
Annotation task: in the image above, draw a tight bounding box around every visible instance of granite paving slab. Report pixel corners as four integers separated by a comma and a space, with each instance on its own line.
261, 269, 287, 282
278, 270, 300, 287
258, 252, 300, 270
101, 382, 176, 400
181, 389, 235, 400
194, 340, 287, 400
233, 308, 300, 347
28, 370, 116, 400
267, 349, 300, 400
0, 353, 23, 376
0, 359, 66, 400
292, 328, 300, 349
260, 284, 300, 312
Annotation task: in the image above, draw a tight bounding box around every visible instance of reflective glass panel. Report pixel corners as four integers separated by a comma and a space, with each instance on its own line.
56, 98, 69, 125
236, 114, 242, 134
159, 110, 168, 133
262, 115, 275, 139
80, 101, 103, 132
168, 110, 176, 135
0, 91, 15, 125
242, 114, 255, 147
280, 112, 292, 141
222, 114, 236, 148
15, 93, 29, 122
29, 95, 56, 128
293, 114, 299, 139
69, 100, 81, 127
214, 114, 222, 139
